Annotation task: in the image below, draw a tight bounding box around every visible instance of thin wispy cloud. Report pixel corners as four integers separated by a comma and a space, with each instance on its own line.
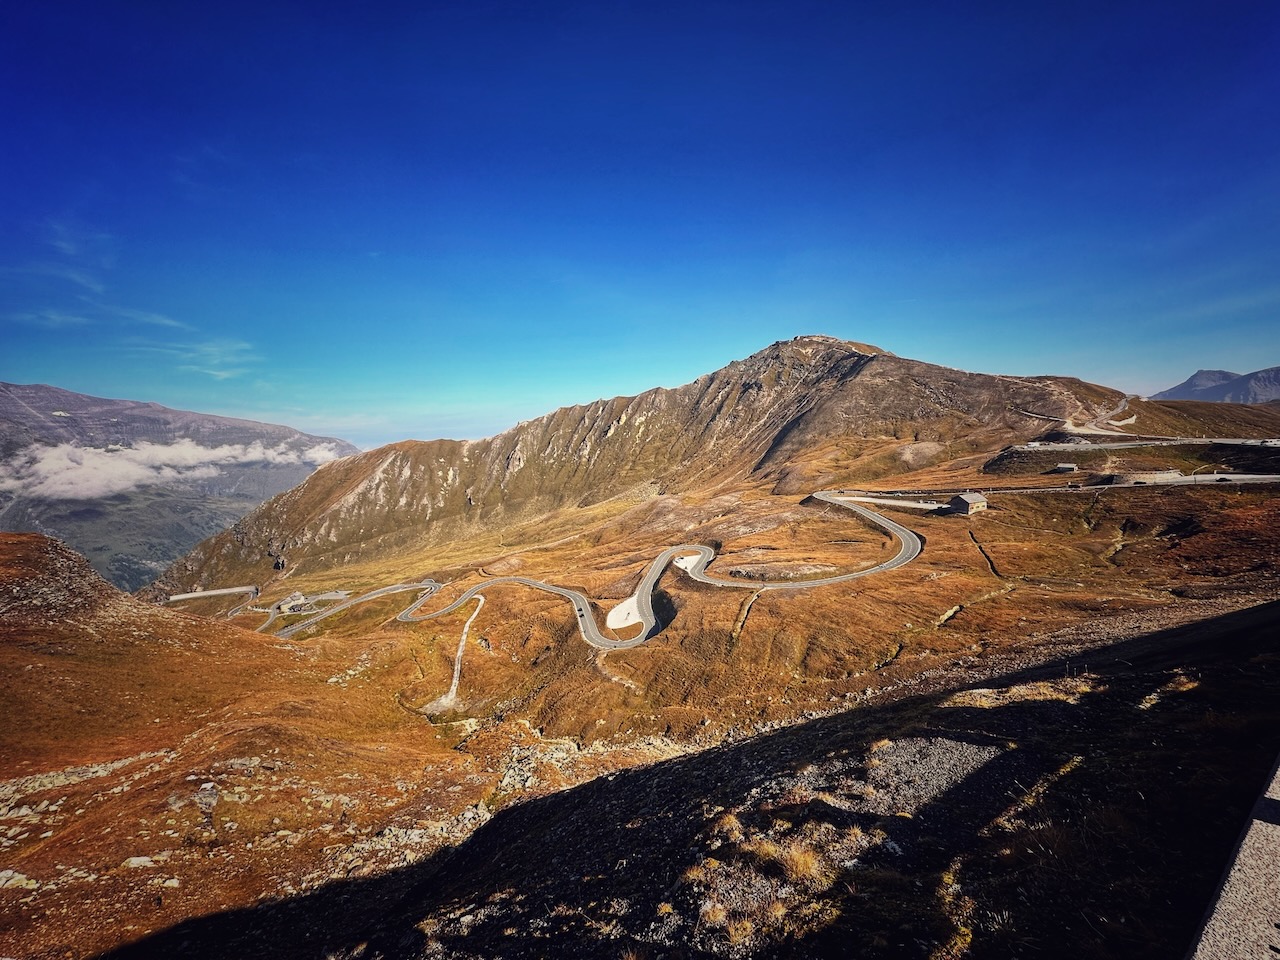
15, 262, 107, 295
7, 216, 205, 343
3, 219, 110, 299
186, 367, 242, 381
8, 309, 94, 329
127, 337, 262, 380
45, 231, 79, 257
170, 143, 247, 198
101, 303, 194, 331
179, 339, 261, 379
43, 219, 116, 265
8, 299, 197, 334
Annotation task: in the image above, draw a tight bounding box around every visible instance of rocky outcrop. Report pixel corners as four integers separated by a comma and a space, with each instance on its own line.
0, 532, 117, 625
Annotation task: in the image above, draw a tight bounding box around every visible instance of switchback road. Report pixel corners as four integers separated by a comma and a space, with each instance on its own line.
391, 491, 921, 649
192, 492, 923, 650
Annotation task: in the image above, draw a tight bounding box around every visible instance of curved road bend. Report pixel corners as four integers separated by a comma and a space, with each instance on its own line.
396, 573, 641, 649
274, 579, 442, 639
200, 494, 923, 649
678, 493, 922, 590
395, 491, 922, 650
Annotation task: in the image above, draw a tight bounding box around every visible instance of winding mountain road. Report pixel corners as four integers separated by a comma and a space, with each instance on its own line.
181, 468, 1280, 649
171, 472, 1277, 708
387, 491, 921, 649
212, 491, 922, 650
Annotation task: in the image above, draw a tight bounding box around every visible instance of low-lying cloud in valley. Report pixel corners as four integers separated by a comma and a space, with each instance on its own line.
0, 439, 346, 500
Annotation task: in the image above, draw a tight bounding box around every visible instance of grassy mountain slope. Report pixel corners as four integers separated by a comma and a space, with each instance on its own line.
151, 336, 1122, 594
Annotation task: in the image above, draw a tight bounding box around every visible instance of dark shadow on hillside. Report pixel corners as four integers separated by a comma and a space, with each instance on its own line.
97, 600, 1280, 960
648, 588, 679, 638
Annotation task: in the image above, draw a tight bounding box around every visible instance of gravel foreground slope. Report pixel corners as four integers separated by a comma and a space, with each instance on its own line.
99, 593, 1280, 960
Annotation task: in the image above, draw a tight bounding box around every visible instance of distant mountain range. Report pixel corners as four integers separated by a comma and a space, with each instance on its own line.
1153, 366, 1280, 403
0, 382, 359, 590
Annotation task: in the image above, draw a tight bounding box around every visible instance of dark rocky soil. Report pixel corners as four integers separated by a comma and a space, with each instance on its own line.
96, 594, 1280, 960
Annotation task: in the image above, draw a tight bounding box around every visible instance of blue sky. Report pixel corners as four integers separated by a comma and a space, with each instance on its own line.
3, 1, 1278, 449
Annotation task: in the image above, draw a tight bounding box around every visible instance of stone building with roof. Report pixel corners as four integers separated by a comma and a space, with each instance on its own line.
949, 492, 988, 515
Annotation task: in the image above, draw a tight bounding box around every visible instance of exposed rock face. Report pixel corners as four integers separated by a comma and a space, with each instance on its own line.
1154, 366, 1280, 403
0, 382, 359, 590
153, 336, 1120, 593
0, 532, 117, 626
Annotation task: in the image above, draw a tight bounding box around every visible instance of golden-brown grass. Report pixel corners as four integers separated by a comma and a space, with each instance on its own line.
777, 841, 837, 887
698, 901, 728, 927
10, 463, 1280, 958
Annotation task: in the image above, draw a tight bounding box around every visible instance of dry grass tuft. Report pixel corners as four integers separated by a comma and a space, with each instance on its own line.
942, 677, 1102, 709
699, 901, 728, 927
713, 812, 744, 842
989, 755, 1084, 832
742, 837, 781, 867
1138, 671, 1200, 711
683, 862, 709, 884
778, 840, 837, 887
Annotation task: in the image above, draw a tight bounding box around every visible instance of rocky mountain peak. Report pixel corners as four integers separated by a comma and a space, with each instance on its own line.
732, 335, 887, 376
153, 337, 1121, 592
765, 333, 889, 357
1153, 366, 1280, 404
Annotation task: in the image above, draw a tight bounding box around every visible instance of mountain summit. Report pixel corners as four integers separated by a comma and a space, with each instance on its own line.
1153, 366, 1280, 403
153, 335, 1120, 593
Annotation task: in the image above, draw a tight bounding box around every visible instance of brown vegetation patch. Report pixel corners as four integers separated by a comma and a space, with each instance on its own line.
81, 595, 1280, 959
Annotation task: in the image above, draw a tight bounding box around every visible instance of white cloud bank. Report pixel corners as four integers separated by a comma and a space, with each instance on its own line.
0, 439, 345, 500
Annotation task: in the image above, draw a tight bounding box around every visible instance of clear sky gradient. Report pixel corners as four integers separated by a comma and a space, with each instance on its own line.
3, 1, 1278, 449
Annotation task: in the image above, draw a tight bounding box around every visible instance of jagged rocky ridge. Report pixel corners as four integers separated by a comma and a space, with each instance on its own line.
153, 336, 1120, 592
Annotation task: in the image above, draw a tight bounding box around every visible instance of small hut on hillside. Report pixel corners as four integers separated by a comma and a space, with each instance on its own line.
949, 492, 988, 515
